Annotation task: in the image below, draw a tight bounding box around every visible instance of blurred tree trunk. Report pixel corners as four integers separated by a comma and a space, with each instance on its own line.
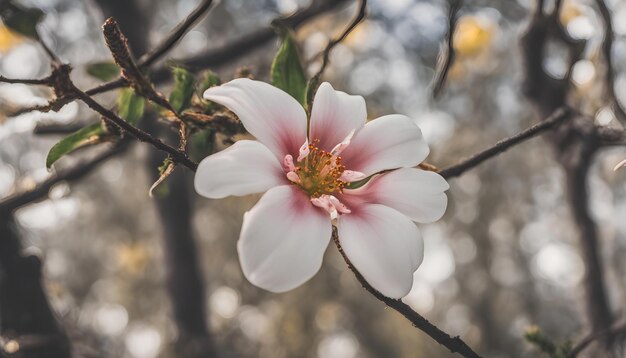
92, 1, 215, 356
0, 213, 71, 357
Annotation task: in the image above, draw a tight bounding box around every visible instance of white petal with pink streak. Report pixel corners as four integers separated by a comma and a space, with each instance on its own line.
309, 82, 367, 153
340, 114, 430, 176
194, 140, 285, 199
337, 204, 424, 299
203, 78, 307, 159
238, 185, 332, 293
344, 168, 449, 223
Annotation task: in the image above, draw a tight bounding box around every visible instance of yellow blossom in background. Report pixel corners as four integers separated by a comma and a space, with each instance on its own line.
559, 0, 583, 24
453, 15, 495, 57
116, 242, 150, 275
0, 23, 22, 53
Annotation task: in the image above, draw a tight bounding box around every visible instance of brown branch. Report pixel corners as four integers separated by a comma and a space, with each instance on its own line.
308, 0, 366, 95
568, 320, 626, 358
595, 0, 626, 123
138, 0, 214, 68
431, 0, 462, 99
331, 227, 482, 358
0, 75, 50, 85
438, 107, 570, 179
0, 142, 128, 214
0, 214, 71, 357
9, 0, 351, 116
68, 83, 198, 171
520, 0, 614, 346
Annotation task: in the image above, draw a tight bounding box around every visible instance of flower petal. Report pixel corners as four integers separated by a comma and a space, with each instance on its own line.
203, 78, 307, 159
344, 168, 449, 223
238, 185, 332, 293
340, 115, 430, 176
337, 204, 423, 299
309, 82, 367, 152
194, 140, 285, 199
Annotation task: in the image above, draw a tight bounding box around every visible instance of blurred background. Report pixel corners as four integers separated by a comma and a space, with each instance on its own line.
2, 0, 626, 357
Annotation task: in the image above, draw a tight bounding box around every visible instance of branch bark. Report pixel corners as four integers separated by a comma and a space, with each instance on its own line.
331, 227, 482, 358
431, 0, 462, 99
519, 0, 613, 347
0, 213, 71, 357
439, 107, 569, 179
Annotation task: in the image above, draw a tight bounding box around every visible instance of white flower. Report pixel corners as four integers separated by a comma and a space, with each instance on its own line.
195, 79, 449, 299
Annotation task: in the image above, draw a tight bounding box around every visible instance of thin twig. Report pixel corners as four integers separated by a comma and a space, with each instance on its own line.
69, 83, 198, 171
568, 320, 626, 357
9, 0, 351, 116
36, 34, 62, 65
438, 107, 570, 179
595, 0, 626, 123
308, 0, 366, 95
138, 0, 214, 68
0, 143, 127, 213
0, 75, 50, 85
331, 228, 482, 358
431, 0, 462, 99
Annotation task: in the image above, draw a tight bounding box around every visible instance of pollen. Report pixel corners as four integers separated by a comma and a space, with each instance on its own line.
289, 139, 347, 198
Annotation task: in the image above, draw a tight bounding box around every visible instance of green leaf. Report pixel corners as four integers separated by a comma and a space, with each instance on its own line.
169, 66, 195, 113
196, 70, 221, 97
270, 26, 307, 105
117, 88, 145, 125
0, 1, 44, 39
190, 128, 215, 161
46, 123, 106, 168
86, 61, 119, 81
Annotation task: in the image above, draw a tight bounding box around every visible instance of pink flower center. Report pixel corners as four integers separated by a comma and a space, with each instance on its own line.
285, 138, 347, 198
283, 134, 367, 218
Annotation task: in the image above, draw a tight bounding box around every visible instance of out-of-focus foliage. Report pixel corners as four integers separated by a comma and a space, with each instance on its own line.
168, 66, 195, 113
117, 88, 145, 125
0, 0, 43, 39
86, 61, 120, 81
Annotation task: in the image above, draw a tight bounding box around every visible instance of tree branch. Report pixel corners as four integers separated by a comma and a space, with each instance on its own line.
0, 75, 51, 85
568, 320, 626, 358
439, 107, 570, 179
308, 0, 366, 95
0, 142, 128, 214
0, 214, 71, 357
431, 0, 462, 99
331, 228, 482, 358
68, 81, 198, 171
9, 0, 351, 118
519, 0, 614, 347
595, 0, 626, 123
138, 0, 214, 68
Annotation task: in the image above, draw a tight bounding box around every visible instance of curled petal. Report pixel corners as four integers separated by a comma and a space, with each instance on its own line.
309, 82, 367, 153
331, 129, 355, 156
337, 204, 423, 299
339, 170, 366, 183
194, 140, 285, 199
238, 185, 332, 293
340, 115, 430, 176
297, 138, 310, 162
614, 158, 626, 171
203, 78, 307, 159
